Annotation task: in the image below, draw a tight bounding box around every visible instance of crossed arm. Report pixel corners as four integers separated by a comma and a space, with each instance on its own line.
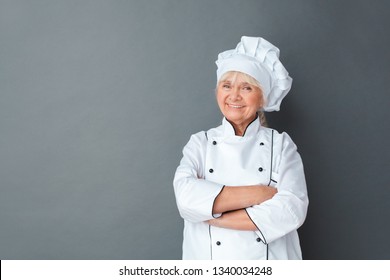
207, 185, 277, 230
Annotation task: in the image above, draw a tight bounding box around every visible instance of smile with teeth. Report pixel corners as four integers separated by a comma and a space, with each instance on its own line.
227, 104, 245, 109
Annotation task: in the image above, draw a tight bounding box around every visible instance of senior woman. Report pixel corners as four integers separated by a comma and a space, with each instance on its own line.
173, 36, 308, 260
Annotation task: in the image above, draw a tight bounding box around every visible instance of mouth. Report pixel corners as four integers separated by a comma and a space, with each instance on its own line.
227, 104, 245, 109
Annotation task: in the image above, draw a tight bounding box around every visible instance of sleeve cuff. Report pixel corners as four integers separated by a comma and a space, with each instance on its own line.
245, 207, 268, 244
211, 185, 226, 218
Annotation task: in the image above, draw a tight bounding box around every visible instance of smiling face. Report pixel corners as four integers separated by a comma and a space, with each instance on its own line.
216, 71, 264, 135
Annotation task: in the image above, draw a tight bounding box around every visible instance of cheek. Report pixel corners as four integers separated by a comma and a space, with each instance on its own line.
248, 95, 263, 110
216, 90, 225, 108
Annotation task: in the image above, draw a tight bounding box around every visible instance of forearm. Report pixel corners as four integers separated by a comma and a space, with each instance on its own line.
212, 185, 277, 215
208, 209, 257, 231
174, 177, 225, 223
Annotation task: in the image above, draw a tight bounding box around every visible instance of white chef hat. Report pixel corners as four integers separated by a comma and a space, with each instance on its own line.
216, 36, 292, 112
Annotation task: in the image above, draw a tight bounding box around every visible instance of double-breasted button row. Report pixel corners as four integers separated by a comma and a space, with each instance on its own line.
210, 141, 216, 175
212, 140, 263, 146
215, 239, 260, 245
209, 140, 265, 174
210, 168, 264, 173
209, 141, 215, 173
259, 142, 265, 172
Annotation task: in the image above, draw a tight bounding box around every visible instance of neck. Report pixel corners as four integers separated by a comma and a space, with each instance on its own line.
227, 114, 258, 136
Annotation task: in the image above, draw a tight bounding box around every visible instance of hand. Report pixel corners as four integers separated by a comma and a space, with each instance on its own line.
207, 209, 258, 231
254, 185, 277, 205
212, 185, 278, 215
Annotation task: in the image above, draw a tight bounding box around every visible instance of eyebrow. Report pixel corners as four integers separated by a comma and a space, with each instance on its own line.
221, 80, 250, 84
221, 81, 252, 87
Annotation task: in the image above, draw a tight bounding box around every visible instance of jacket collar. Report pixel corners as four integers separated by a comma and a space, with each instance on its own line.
222, 114, 261, 137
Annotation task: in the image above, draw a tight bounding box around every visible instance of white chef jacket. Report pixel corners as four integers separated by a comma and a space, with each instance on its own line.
173, 116, 308, 260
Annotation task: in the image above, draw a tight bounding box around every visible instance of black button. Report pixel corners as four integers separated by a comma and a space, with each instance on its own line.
212, 141, 217, 145
209, 169, 214, 173
216, 241, 221, 246
259, 142, 264, 146
258, 167, 263, 172
256, 238, 261, 242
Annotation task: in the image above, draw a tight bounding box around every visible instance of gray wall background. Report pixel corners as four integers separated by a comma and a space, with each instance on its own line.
1, 0, 389, 259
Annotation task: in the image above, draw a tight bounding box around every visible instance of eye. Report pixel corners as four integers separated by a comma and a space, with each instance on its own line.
242, 86, 252, 91
222, 83, 231, 89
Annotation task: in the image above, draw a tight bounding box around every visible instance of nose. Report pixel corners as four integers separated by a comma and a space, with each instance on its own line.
229, 88, 242, 101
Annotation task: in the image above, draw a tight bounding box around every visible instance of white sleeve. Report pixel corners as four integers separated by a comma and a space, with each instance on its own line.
245, 132, 309, 244
173, 133, 225, 223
